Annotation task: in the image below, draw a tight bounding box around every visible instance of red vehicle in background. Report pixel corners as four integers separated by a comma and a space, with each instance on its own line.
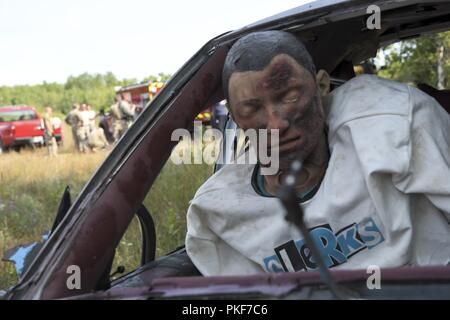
0, 106, 62, 150
0, 122, 15, 154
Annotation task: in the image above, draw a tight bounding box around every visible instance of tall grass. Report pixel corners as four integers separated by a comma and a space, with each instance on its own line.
0, 148, 109, 290
111, 161, 212, 279
0, 126, 215, 290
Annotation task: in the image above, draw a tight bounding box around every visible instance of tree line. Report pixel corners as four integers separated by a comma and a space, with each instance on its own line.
0, 72, 171, 115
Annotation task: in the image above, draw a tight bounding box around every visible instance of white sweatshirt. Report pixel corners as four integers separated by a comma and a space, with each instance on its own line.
185, 75, 450, 276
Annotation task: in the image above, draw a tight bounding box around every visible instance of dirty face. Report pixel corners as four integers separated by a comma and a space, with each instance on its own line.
228, 54, 325, 171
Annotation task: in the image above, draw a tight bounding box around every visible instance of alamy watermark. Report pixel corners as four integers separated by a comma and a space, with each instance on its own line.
170, 121, 280, 175
366, 265, 381, 290
366, 5, 381, 30
66, 265, 81, 290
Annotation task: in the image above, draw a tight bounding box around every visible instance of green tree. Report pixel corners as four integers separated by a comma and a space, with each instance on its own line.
377, 31, 450, 88
0, 72, 171, 115
142, 72, 172, 83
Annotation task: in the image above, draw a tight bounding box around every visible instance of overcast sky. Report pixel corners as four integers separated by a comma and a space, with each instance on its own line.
0, 0, 312, 86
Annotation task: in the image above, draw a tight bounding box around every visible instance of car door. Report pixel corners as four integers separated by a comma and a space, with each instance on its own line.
12, 109, 44, 143
5, 40, 228, 300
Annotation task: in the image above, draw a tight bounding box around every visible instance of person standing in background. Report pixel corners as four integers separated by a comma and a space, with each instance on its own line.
76, 104, 90, 153
43, 106, 58, 157
86, 104, 97, 133
110, 95, 124, 142
119, 93, 136, 131
211, 100, 229, 131
99, 108, 114, 143
65, 103, 80, 151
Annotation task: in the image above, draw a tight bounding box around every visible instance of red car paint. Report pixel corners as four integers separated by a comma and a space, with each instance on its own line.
0, 121, 15, 152
0, 106, 62, 148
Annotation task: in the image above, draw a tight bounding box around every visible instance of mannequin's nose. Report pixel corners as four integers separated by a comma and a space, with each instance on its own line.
266, 110, 289, 135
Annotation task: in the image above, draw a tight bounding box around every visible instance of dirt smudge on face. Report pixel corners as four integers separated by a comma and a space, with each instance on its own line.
263, 62, 293, 91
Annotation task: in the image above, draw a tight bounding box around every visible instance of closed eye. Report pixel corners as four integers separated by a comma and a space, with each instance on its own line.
284, 96, 299, 103
240, 105, 259, 117
279, 88, 302, 104
283, 92, 300, 104
237, 100, 262, 117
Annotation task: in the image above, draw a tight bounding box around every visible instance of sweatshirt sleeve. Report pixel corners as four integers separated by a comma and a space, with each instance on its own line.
393, 86, 450, 221
340, 84, 450, 224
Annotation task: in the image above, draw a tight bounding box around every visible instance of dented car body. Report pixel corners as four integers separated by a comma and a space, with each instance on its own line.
4, 0, 450, 299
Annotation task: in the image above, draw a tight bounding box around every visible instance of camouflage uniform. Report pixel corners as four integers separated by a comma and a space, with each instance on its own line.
88, 127, 109, 149
43, 110, 58, 157
110, 102, 123, 142
65, 108, 80, 151
87, 109, 96, 134
119, 100, 135, 132
71, 110, 89, 153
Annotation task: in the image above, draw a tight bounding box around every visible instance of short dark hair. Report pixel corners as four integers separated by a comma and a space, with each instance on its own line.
222, 31, 316, 100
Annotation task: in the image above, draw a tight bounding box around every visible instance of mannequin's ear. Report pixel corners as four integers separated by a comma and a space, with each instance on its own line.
316, 69, 330, 97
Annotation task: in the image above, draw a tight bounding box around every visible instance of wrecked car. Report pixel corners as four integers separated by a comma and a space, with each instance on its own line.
3, 0, 450, 300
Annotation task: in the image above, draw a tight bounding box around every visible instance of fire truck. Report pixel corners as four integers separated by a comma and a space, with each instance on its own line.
115, 81, 164, 114
115, 81, 211, 124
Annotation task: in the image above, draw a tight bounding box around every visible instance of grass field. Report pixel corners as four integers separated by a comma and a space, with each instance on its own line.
0, 125, 213, 291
